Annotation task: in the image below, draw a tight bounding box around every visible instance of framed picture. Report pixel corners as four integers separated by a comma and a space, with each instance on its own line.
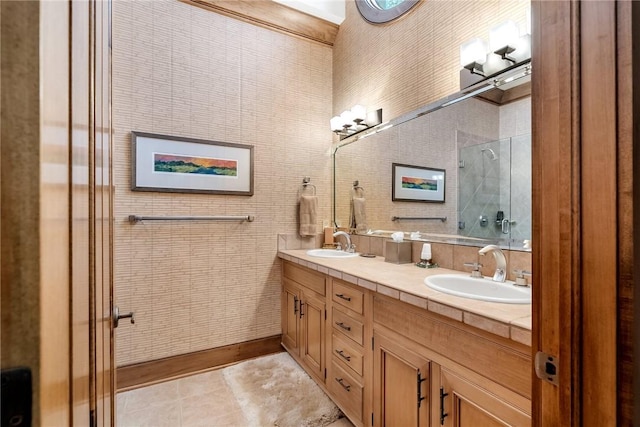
131, 131, 254, 196
392, 163, 445, 203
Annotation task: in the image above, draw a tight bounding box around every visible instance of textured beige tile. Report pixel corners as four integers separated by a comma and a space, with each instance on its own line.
427, 301, 463, 322
400, 292, 428, 309
342, 273, 359, 286
357, 277, 377, 291
510, 326, 532, 346
377, 284, 400, 299
463, 312, 510, 338
431, 243, 454, 270
329, 269, 343, 279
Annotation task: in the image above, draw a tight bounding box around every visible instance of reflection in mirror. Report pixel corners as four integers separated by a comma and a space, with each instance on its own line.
458, 134, 531, 241
333, 70, 531, 251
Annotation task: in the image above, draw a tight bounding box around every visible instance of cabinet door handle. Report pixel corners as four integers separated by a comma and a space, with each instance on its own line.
335, 377, 351, 392
335, 293, 352, 302
299, 301, 304, 319
293, 296, 298, 315
335, 321, 351, 331
439, 386, 449, 425
335, 349, 351, 361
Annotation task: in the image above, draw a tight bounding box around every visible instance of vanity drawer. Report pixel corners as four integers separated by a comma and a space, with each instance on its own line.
283, 261, 326, 296
332, 333, 364, 377
332, 280, 364, 314
329, 361, 363, 421
332, 307, 364, 346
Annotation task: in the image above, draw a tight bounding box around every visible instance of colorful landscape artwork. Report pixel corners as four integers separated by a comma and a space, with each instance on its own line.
401, 176, 437, 191
154, 153, 237, 176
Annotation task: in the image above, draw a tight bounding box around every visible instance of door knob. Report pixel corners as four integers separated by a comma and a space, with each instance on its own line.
113, 306, 135, 328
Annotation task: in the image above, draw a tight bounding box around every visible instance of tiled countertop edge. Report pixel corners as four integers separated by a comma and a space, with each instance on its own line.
278, 251, 532, 347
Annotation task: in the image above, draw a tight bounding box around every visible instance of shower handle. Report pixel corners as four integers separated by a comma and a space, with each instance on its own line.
113, 306, 135, 328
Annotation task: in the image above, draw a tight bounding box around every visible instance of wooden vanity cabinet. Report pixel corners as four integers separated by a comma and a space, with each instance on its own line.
327, 278, 371, 426
373, 332, 430, 427
281, 262, 327, 383
373, 295, 532, 427
281, 260, 531, 427
436, 366, 531, 427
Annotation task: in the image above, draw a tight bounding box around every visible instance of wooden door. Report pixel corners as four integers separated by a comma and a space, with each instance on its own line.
300, 290, 326, 382
282, 280, 300, 352
92, 0, 115, 424
373, 332, 429, 427
1, 0, 113, 424
438, 367, 530, 427
532, 1, 634, 425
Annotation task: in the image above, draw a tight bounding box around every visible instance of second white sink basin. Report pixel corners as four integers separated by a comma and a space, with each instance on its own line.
424, 274, 531, 304
306, 249, 360, 259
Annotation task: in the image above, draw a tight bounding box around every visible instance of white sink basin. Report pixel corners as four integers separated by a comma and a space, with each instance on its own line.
424, 274, 531, 304
306, 249, 360, 259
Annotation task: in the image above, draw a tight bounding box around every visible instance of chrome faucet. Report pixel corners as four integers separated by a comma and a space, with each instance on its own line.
478, 244, 507, 282
333, 231, 356, 253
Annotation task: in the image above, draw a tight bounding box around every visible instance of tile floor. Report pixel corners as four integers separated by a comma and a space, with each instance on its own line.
117, 365, 355, 427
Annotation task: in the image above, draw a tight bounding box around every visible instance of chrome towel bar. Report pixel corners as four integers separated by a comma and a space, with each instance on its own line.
391, 216, 447, 222
128, 215, 255, 224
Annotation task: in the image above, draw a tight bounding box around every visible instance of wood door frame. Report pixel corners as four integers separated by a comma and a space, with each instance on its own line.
533, 1, 635, 425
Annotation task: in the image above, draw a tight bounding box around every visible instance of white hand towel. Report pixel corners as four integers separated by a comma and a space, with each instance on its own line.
299, 195, 318, 237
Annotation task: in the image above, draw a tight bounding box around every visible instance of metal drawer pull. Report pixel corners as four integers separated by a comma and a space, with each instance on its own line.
335, 293, 352, 301
335, 321, 351, 331
335, 377, 351, 392
335, 349, 351, 361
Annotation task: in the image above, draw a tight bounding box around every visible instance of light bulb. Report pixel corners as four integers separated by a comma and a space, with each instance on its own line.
460, 38, 488, 67
351, 105, 367, 122
330, 116, 343, 131
340, 110, 355, 127
489, 20, 520, 51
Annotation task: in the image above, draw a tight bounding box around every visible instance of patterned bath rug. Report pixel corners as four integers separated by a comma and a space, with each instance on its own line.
222, 352, 344, 427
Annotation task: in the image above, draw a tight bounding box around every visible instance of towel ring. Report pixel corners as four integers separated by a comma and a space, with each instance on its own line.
302, 177, 317, 195
352, 180, 364, 197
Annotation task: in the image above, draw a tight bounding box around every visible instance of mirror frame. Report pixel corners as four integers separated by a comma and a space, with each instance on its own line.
355, 0, 422, 24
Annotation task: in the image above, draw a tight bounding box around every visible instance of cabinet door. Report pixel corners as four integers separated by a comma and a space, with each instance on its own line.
300, 290, 326, 382
373, 332, 430, 427
281, 280, 299, 352
439, 368, 530, 427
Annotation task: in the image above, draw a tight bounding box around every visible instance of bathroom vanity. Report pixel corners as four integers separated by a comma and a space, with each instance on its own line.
279, 250, 531, 427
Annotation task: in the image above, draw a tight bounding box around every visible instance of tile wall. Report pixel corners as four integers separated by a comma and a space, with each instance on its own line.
333, 0, 529, 122
113, 0, 333, 366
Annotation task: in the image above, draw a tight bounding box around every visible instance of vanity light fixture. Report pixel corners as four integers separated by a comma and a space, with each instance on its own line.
331, 106, 383, 140
460, 38, 488, 77
459, 15, 531, 89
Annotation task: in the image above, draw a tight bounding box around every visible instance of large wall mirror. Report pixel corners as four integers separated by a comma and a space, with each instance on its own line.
333, 65, 531, 251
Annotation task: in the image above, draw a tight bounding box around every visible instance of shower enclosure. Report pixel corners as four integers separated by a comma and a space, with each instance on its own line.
457, 134, 531, 242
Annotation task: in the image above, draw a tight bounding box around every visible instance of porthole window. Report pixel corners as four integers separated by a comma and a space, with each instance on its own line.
355, 0, 421, 24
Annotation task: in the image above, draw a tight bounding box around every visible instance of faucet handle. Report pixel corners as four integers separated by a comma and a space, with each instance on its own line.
513, 269, 532, 286
464, 262, 483, 278
336, 242, 343, 251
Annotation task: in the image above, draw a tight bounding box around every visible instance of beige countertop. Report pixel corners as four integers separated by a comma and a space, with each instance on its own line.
278, 249, 532, 346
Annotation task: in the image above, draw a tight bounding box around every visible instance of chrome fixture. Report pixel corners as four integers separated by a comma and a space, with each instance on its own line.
331, 106, 383, 140
481, 148, 498, 160
463, 262, 483, 278
128, 215, 255, 223
459, 15, 531, 89
333, 231, 356, 253
478, 244, 507, 282
113, 306, 135, 328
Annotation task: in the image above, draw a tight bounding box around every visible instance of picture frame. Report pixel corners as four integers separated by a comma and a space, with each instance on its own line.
131, 131, 254, 196
392, 163, 446, 203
